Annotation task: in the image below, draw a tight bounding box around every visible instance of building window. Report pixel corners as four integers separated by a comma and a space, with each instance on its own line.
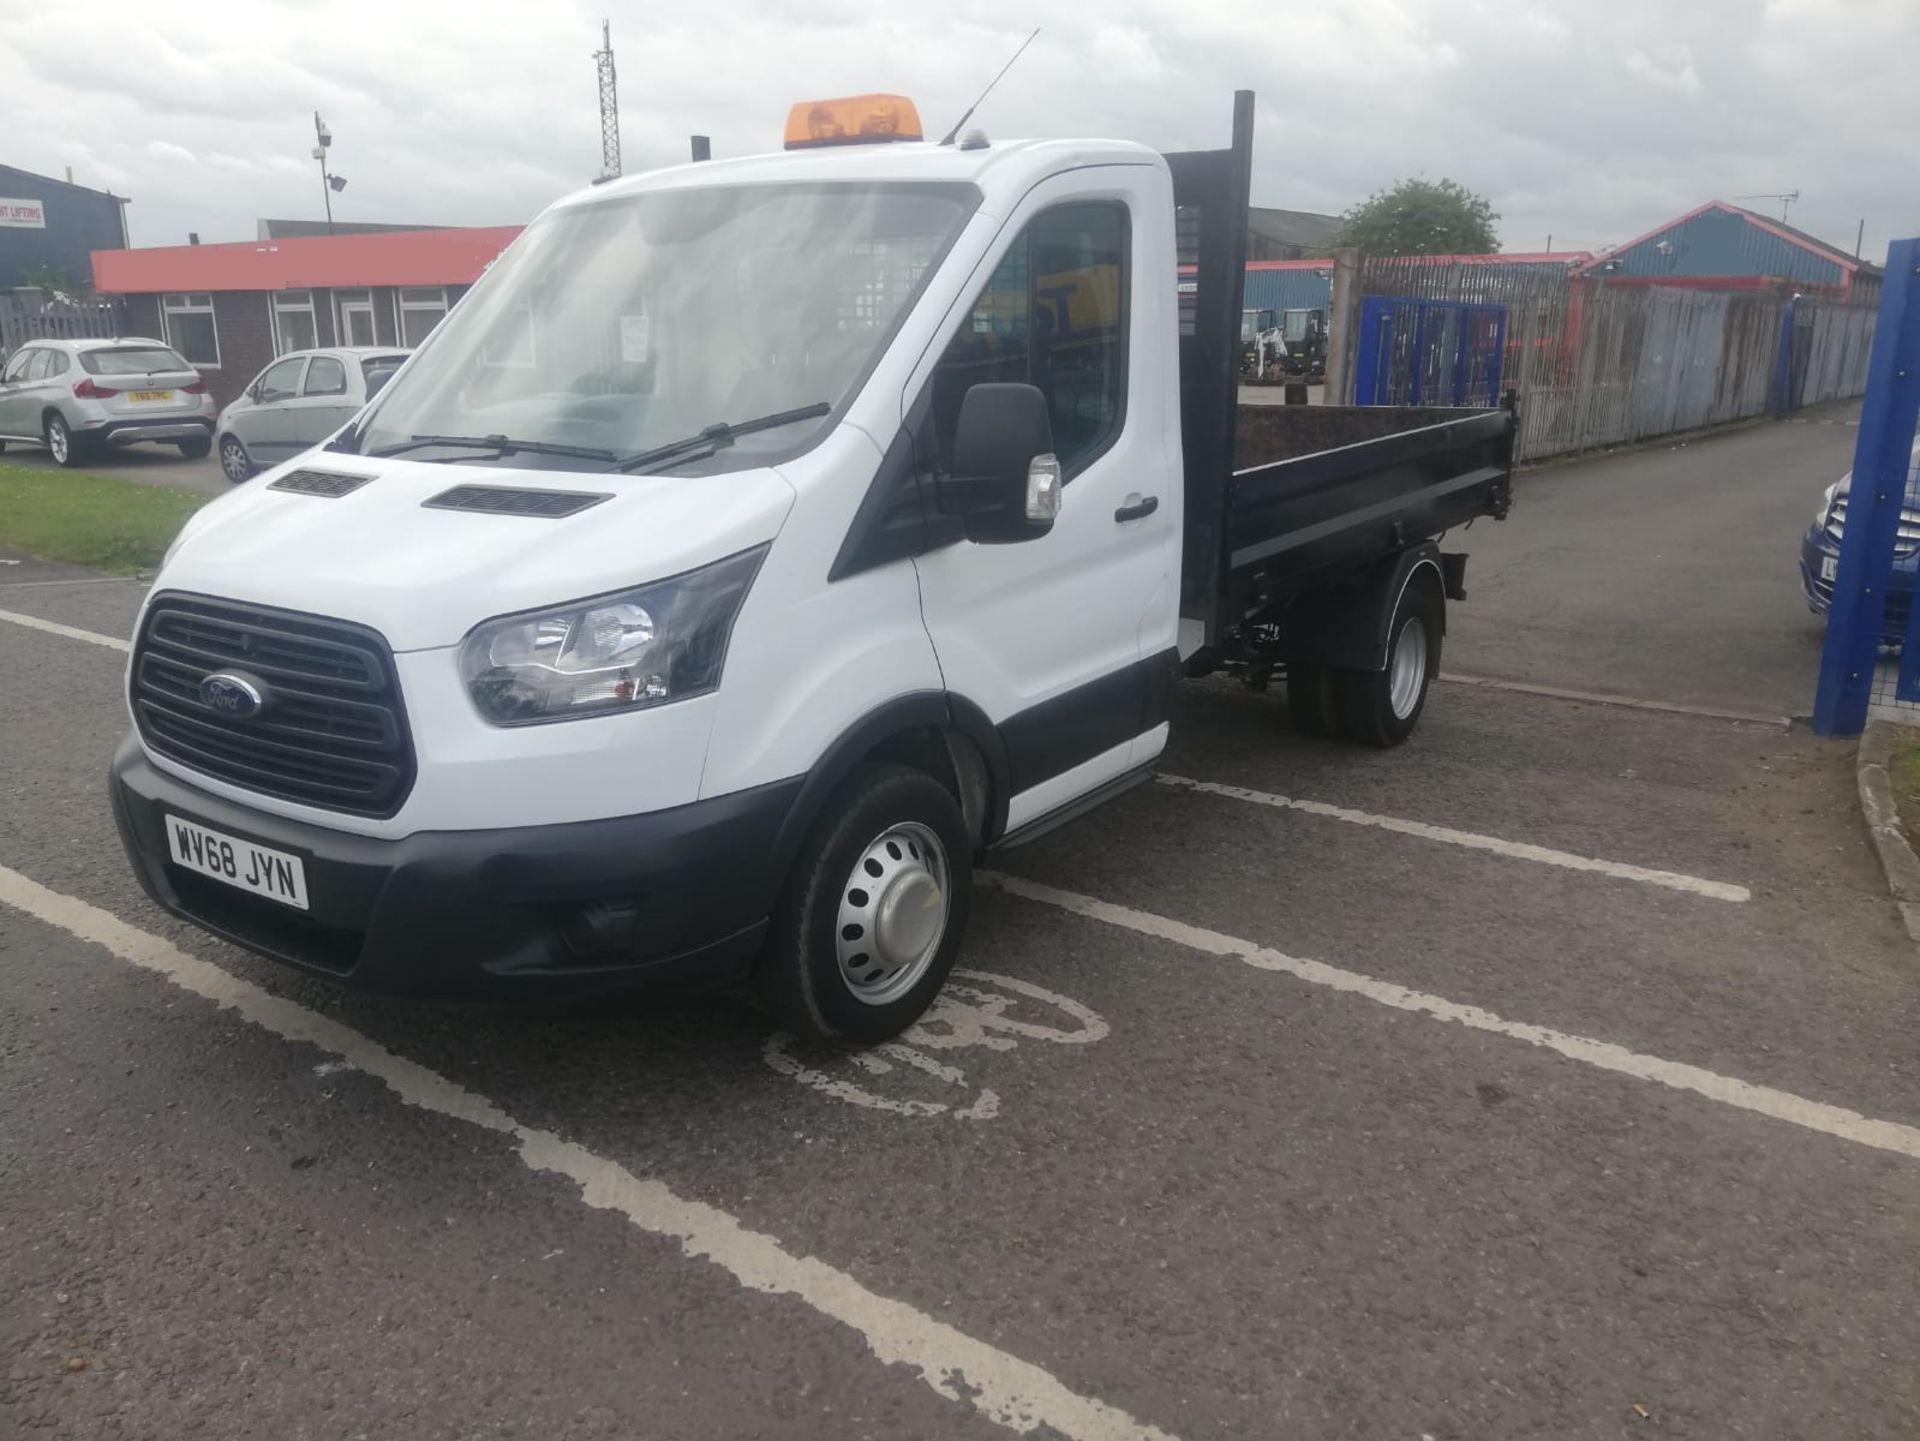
336, 290, 377, 347
161, 293, 219, 368
272, 290, 319, 354
396, 287, 448, 347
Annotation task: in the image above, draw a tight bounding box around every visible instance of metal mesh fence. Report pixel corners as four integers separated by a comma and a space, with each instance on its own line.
1862, 415, 1920, 722
1353, 256, 1875, 464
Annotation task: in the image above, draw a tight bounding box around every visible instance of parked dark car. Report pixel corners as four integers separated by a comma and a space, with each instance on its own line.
1801, 440, 1920, 645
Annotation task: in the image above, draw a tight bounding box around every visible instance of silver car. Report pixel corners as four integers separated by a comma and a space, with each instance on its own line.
217, 347, 410, 482
0, 337, 217, 467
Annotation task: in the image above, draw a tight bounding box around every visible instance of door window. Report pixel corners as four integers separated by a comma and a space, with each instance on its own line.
303, 355, 347, 396
257, 357, 306, 403
25, 349, 53, 381
2, 350, 31, 383
923, 202, 1129, 478
336, 290, 376, 347
43, 350, 69, 376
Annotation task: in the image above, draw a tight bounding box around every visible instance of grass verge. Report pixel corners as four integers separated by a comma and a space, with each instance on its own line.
0, 464, 209, 573
1887, 726, 1920, 841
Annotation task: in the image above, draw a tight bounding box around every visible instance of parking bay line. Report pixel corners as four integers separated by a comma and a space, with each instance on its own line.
0, 863, 1176, 1441
1157, 773, 1750, 904
983, 872, 1920, 1165
0, 606, 129, 653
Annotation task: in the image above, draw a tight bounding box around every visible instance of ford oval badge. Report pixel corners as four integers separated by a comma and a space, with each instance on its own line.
199, 671, 267, 718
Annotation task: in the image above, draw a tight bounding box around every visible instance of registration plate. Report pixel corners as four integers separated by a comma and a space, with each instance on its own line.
164, 814, 308, 910
128, 389, 173, 403
1821, 555, 1839, 581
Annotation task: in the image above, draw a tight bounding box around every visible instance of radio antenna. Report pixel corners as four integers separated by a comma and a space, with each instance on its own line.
938, 27, 1040, 146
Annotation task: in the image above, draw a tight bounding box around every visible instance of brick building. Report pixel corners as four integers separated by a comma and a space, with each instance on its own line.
89, 226, 522, 406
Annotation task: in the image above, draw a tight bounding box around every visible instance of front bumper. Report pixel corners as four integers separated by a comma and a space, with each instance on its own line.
1799, 527, 1915, 646
110, 734, 799, 1001
86, 416, 216, 448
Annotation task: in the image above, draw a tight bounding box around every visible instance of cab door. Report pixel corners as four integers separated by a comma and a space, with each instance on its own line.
906, 168, 1179, 835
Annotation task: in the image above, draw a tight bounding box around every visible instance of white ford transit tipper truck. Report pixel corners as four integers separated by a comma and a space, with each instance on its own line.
111, 92, 1513, 1044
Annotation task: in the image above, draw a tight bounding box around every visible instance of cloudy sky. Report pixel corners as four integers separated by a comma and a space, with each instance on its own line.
2, 0, 1914, 263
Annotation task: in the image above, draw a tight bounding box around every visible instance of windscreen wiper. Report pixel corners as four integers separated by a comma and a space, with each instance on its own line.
607, 402, 831, 475
367, 433, 618, 462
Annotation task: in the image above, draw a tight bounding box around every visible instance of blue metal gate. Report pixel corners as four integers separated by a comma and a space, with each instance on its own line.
1354, 296, 1507, 407
1812, 237, 1920, 735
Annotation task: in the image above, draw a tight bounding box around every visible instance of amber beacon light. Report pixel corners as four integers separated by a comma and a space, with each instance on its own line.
783, 94, 924, 150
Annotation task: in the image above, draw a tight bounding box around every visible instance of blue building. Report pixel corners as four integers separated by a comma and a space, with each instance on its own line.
1579, 201, 1879, 303
0, 164, 130, 292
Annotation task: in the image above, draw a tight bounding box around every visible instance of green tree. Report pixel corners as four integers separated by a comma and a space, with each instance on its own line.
1336, 178, 1500, 256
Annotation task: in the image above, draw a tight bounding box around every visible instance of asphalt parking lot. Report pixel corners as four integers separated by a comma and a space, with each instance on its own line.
4, 404, 1918, 1440
3, 436, 230, 494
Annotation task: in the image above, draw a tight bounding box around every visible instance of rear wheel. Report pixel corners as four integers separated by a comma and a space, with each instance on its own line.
1333, 573, 1443, 747
757, 762, 972, 1046
218, 434, 253, 481
44, 413, 82, 468
178, 435, 212, 460
1286, 664, 1340, 737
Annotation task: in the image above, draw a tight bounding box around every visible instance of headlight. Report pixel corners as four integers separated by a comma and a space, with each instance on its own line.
1816, 481, 1841, 528
458, 545, 766, 725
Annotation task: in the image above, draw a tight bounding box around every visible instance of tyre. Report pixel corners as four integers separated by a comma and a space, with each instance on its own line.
1333, 571, 1443, 748
44, 413, 83, 468
1286, 664, 1340, 737
218, 434, 253, 482
178, 435, 212, 460
757, 761, 972, 1046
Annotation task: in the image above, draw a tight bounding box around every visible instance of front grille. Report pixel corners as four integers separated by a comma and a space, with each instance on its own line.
132, 594, 415, 818
1825, 496, 1920, 556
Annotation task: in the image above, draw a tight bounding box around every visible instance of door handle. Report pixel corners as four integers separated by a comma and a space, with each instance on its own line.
1114, 494, 1159, 523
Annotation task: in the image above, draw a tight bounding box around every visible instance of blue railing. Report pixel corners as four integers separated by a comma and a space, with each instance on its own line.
1354, 296, 1506, 408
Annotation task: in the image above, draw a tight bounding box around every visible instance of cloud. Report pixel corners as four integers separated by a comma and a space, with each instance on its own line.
0, 0, 1913, 263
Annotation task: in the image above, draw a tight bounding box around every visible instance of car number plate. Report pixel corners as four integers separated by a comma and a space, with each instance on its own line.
164, 814, 308, 910
128, 389, 173, 402
1821, 556, 1839, 581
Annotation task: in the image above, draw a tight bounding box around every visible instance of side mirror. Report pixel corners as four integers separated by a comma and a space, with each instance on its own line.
937, 383, 1061, 544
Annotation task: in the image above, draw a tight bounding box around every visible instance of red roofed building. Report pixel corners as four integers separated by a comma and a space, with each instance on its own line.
90, 225, 522, 406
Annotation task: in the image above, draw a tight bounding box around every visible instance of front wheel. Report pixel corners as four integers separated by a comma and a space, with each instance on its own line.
45, 413, 83, 468
218, 434, 254, 482
757, 762, 972, 1046
1333, 573, 1443, 747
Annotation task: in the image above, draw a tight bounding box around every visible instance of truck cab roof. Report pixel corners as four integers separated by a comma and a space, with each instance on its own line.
551, 137, 1164, 220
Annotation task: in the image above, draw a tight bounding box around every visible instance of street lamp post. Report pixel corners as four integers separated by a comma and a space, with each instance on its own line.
311, 112, 347, 235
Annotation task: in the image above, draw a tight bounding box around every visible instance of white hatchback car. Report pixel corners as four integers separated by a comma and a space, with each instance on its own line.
216, 347, 410, 482
0, 337, 218, 466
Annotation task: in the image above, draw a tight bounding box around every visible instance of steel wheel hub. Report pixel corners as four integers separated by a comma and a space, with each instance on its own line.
1389, 615, 1429, 720
835, 821, 950, 1006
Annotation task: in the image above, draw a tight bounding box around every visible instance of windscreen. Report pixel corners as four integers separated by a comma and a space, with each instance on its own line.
83, 346, 192, 376
354, 181, 979, 474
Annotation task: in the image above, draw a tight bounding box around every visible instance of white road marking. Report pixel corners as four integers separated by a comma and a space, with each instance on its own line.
0, 866, 1175, 1441
0, 607, 129, 653
983, 873, 1920, 1165
0, 574, 148, 590
1157, 773, 1750, 904
1438, 672, 1791, 728
764, 969, 1106, 1123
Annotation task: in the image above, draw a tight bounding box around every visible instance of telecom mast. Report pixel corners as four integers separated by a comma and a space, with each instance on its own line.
594, 20, 621, 181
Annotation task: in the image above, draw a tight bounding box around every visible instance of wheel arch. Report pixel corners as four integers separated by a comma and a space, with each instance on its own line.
1277, 542, 1446, 673
767, 692, 1012, 882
